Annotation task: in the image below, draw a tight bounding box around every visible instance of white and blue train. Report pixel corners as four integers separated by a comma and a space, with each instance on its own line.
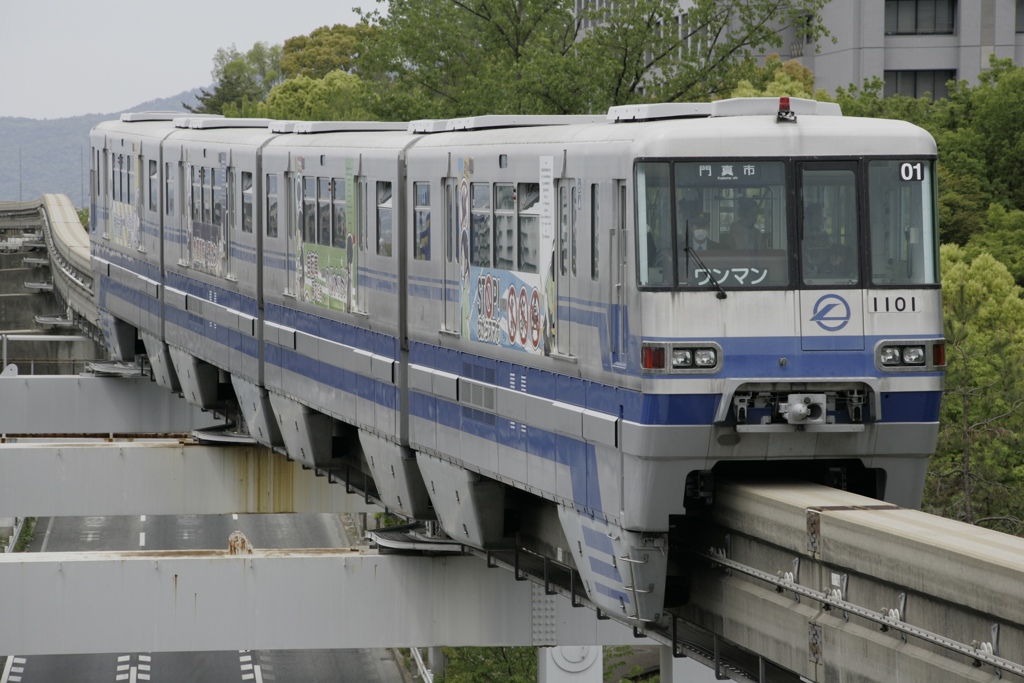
89, 97, 945, 623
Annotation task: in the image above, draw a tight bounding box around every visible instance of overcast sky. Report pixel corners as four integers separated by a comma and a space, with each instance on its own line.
0, 0, 370, 120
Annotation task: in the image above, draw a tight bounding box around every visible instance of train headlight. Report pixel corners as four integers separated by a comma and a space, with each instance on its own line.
876, 339, 945, 371
879, 347, 902, 366
672, 348, 693, 368
694, 349, 717, 367
902, 346, 925, 365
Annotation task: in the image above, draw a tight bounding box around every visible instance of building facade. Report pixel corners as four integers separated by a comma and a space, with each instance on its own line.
791, 0, 1024, 99
575, 0, 1024, 100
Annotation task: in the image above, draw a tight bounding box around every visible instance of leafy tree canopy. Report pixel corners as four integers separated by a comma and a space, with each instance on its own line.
281, 24, 375, 80
355, 0, 830, 119
726, 54, 816, 98
927, 245, 1024, 533
224, 70, 371, 121
186, 42, 283, 115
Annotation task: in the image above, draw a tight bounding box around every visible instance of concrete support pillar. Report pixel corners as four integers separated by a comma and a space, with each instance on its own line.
537, 646, 602, 683
659, 646, 718, 682
427, 646, 446, 681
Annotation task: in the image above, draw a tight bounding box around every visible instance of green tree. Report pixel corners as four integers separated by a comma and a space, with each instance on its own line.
356, 0, 830, 119
926, 245, 1024, 533
187, 42, 284, 115
727, 54, 816, 98
226, 71, 372, 121
964, 204, 1024, 287
439, 647, 536, 683
281, 24, 374, 80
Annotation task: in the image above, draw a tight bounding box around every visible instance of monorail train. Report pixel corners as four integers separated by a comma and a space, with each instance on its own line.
89, 97, 945, 624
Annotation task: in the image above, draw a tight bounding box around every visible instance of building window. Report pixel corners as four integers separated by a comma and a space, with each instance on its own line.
1017, 0, 1024, 32
885, 0, 955, 35
884, 69, 954, 100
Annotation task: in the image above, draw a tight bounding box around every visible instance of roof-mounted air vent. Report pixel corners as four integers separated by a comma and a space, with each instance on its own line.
121, 112, 222, 123
443, 114, 604, 132
292, 121, 408, 134
173, 117, 275, 130
607, 103, 712, 122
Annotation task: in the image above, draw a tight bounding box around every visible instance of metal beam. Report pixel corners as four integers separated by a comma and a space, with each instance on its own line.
0, 550, 642, 655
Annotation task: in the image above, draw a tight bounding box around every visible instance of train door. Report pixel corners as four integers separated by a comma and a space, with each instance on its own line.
797, 162, 865, 351
611, 180, 628, 367
443, 176, 460, 335
555, 178, 575, 355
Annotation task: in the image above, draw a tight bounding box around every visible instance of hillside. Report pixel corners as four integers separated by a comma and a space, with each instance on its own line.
0, 90, 201, 207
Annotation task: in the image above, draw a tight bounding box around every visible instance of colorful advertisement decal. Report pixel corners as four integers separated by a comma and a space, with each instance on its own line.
190, 219, 225, 277
298, 159, 358, 313
110, 201, 140, 251
460, 156, 557, 357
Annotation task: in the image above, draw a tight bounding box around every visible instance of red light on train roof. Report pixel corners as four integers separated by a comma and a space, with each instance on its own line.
779, 96, 791, 112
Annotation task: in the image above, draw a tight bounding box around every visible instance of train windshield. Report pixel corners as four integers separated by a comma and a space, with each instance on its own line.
868, 160, 939, 285
636, 158, 939, 289
637, 160, 790, 289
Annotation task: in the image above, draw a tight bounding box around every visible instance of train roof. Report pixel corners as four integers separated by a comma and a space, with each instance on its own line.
97, 97, 935, 159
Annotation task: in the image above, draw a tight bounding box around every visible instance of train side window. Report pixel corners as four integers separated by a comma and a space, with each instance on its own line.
191, 167, 201, 222
212, 168, 224, 227
148, 160, 158, 212
112, 153, 121, 203
266, 174, 278, 238
377, 181, 393, 257
413, 181, 430, 261
165, 163, 175, 218
494, 183, 515, 269
241, 172, 253, 233
445, 181, 455, 263
470, 182, 492, 267
571, 185, 578, 277
559, 185, 570, 276
126, 155, 134, 206
591, 184, 600, 280
318, 177, 331, 246
331, 178, 346, 249
303, 177, 316, 244
518, 182, 539, 273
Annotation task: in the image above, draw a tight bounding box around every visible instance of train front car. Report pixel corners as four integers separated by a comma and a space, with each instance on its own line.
614, 98, 944, 618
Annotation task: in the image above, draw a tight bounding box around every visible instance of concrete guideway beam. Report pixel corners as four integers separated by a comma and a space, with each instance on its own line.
0, 550, 643, 655
677, 481, 1024, 682
0, 441, 358, 516
0, 375, 220, 436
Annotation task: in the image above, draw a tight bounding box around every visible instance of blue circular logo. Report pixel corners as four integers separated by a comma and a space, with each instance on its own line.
811, 294, 851, 332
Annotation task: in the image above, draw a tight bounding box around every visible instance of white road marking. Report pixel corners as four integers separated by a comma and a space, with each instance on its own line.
39, 517, 55, 552
233, 514, 239, 520
118, 656, 131, 662
140, 515, 146, 522
139, 532, 146, 547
